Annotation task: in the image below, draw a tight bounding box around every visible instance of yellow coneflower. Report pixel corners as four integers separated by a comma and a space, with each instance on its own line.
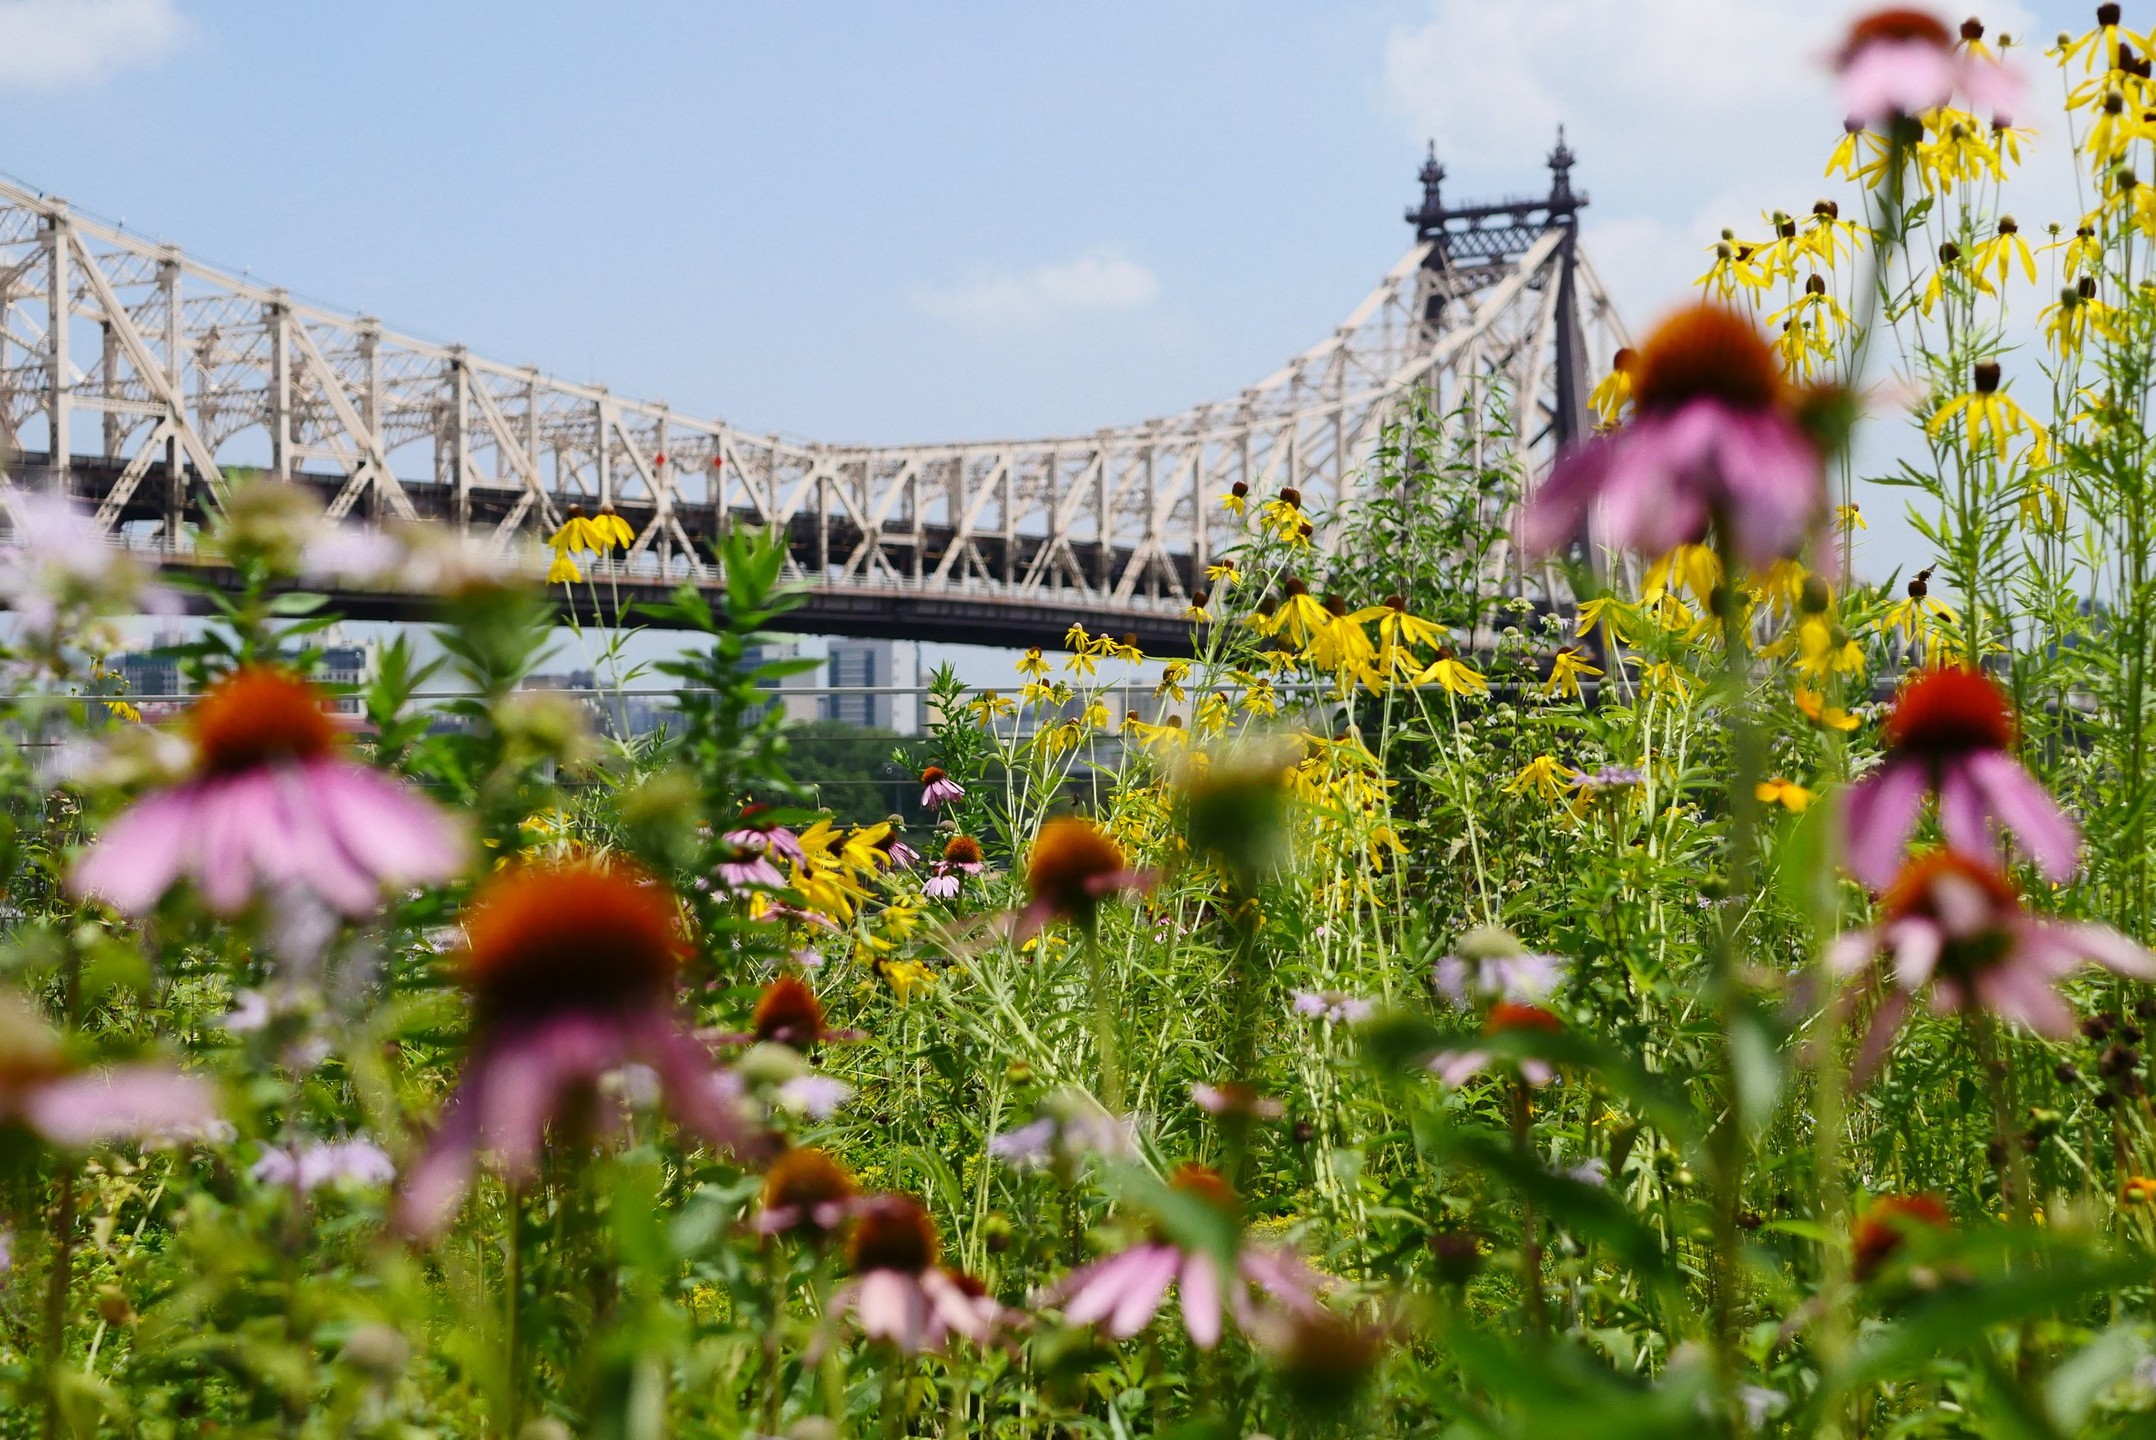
1794, 686, 1861, 731
1543, 647, 1602, 700
1755, 778, 1814, 813
1506, 755, 1571, 805
1927, 361, 2047, 461
1587, 348, 1638, 428
1416, 652, 1487, 698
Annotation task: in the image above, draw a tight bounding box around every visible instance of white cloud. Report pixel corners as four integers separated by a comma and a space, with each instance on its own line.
911, 248, 1160, 333
0, 0, 188, 89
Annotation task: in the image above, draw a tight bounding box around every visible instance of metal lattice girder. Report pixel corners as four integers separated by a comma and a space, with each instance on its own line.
0, 159, 1624, 648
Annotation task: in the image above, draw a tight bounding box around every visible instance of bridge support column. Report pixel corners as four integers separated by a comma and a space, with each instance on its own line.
159, 251, 186, 548
267, 292, 292, 482
43, 204, 70, 496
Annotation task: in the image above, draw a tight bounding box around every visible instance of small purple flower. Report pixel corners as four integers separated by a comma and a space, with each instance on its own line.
776, 1073, 853, 1120
923, 869, 962, 901
1289, 989, 1374, 1024
252, 1137, 397, 1192
1434, 928, 1566, 1009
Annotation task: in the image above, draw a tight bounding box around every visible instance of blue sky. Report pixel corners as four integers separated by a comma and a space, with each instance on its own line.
0, 0, 2108, 668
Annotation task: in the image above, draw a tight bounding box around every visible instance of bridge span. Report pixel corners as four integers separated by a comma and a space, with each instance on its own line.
0, 139, 1622, 652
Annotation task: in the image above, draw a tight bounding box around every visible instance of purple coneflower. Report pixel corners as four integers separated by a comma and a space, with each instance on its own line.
1842, 666, 2077, 888
1191, 1081, 1284, 1121
396, 861, 765, 1237
721, 974, 861, 1051
723, 805, 805, 865
919, 766, 965, 809
1429, 1002, 1565, 1089
754, 1146, 856, 1242
0, 993, 219, 1147
1518, 304, 1824, 570
1830, 852, 2154, 1075
923, 870, 962, 901
1048, 1165, 1324, 1350
71, 667, 465, 917
1015, 815, 1154, 938
988, 1089, 1133, 1171
835, 1194, 1002, 1353
1836, 9, 2021, 130
875, 816, 921, 870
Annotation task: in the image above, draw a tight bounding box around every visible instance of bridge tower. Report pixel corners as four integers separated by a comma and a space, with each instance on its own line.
1402, 130, 1624, 578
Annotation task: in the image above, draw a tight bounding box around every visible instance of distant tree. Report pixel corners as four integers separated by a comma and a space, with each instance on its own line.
779, 719, 913, 828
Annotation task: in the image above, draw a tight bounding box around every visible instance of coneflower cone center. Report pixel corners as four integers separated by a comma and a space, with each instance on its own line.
943, 835, 983, 867
763, 1147, 854, 1217
1026, 816, 1127, 914
752, 976, 827, 1046
1883, 852, 2020, 979
1884, 668, 2016, 756
1842, 8, 1953, 59
191, 668, 340, 775
460, 864, 684, 1019
848, 1196, 937, 1274
1633, 305, 1783, 415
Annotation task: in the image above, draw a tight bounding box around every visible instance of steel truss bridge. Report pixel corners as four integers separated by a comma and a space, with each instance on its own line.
0, 138, 1624, 654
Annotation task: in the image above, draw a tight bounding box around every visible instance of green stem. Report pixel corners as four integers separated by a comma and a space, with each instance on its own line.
41, 1155, 78, 1440
1082, 924, 1124, 1116
1512, 1079, 1548, 1338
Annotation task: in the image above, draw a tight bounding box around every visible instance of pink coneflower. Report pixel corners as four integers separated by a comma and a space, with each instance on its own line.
1049, 1165, 1324, 1349
1191, 1081, 1285, 1121
1829, 851, 2156, 1077
714, 844, 786, 892
1842, 666, 2077, 888
872, 816, 921, 869
1015, 816, 1154, 938
919, 766, 965, 809
739, 975, 860, 1051
1851, 1192, 1951, 1281
70, 667, 465, 917
1518, 304, 1824, 570
0, 993, 220, 1147
754, 1146, 856, 1242
834, 1194, 1001, 1353
1428, 1002, 1564, 1088
922, 869, 962, 901
1836, 9, 2021, 130
942, 835, 985, 873
396, 861, 765, 1237
725, 805, 805, 865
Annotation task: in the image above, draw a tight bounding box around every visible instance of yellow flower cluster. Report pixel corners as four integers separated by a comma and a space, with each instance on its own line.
546, 506, 637, 584
1251, 587, 1484, 697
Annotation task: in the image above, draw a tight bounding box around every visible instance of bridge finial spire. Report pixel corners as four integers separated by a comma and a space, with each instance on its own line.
1547, 125, 1578, 213
1407, 140, 1447, 240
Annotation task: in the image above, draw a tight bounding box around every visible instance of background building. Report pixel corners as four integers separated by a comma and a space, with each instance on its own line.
822, 638, 919, 735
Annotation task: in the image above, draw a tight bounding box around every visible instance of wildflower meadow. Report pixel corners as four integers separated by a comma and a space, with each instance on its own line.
18, 7, 2156, 1437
